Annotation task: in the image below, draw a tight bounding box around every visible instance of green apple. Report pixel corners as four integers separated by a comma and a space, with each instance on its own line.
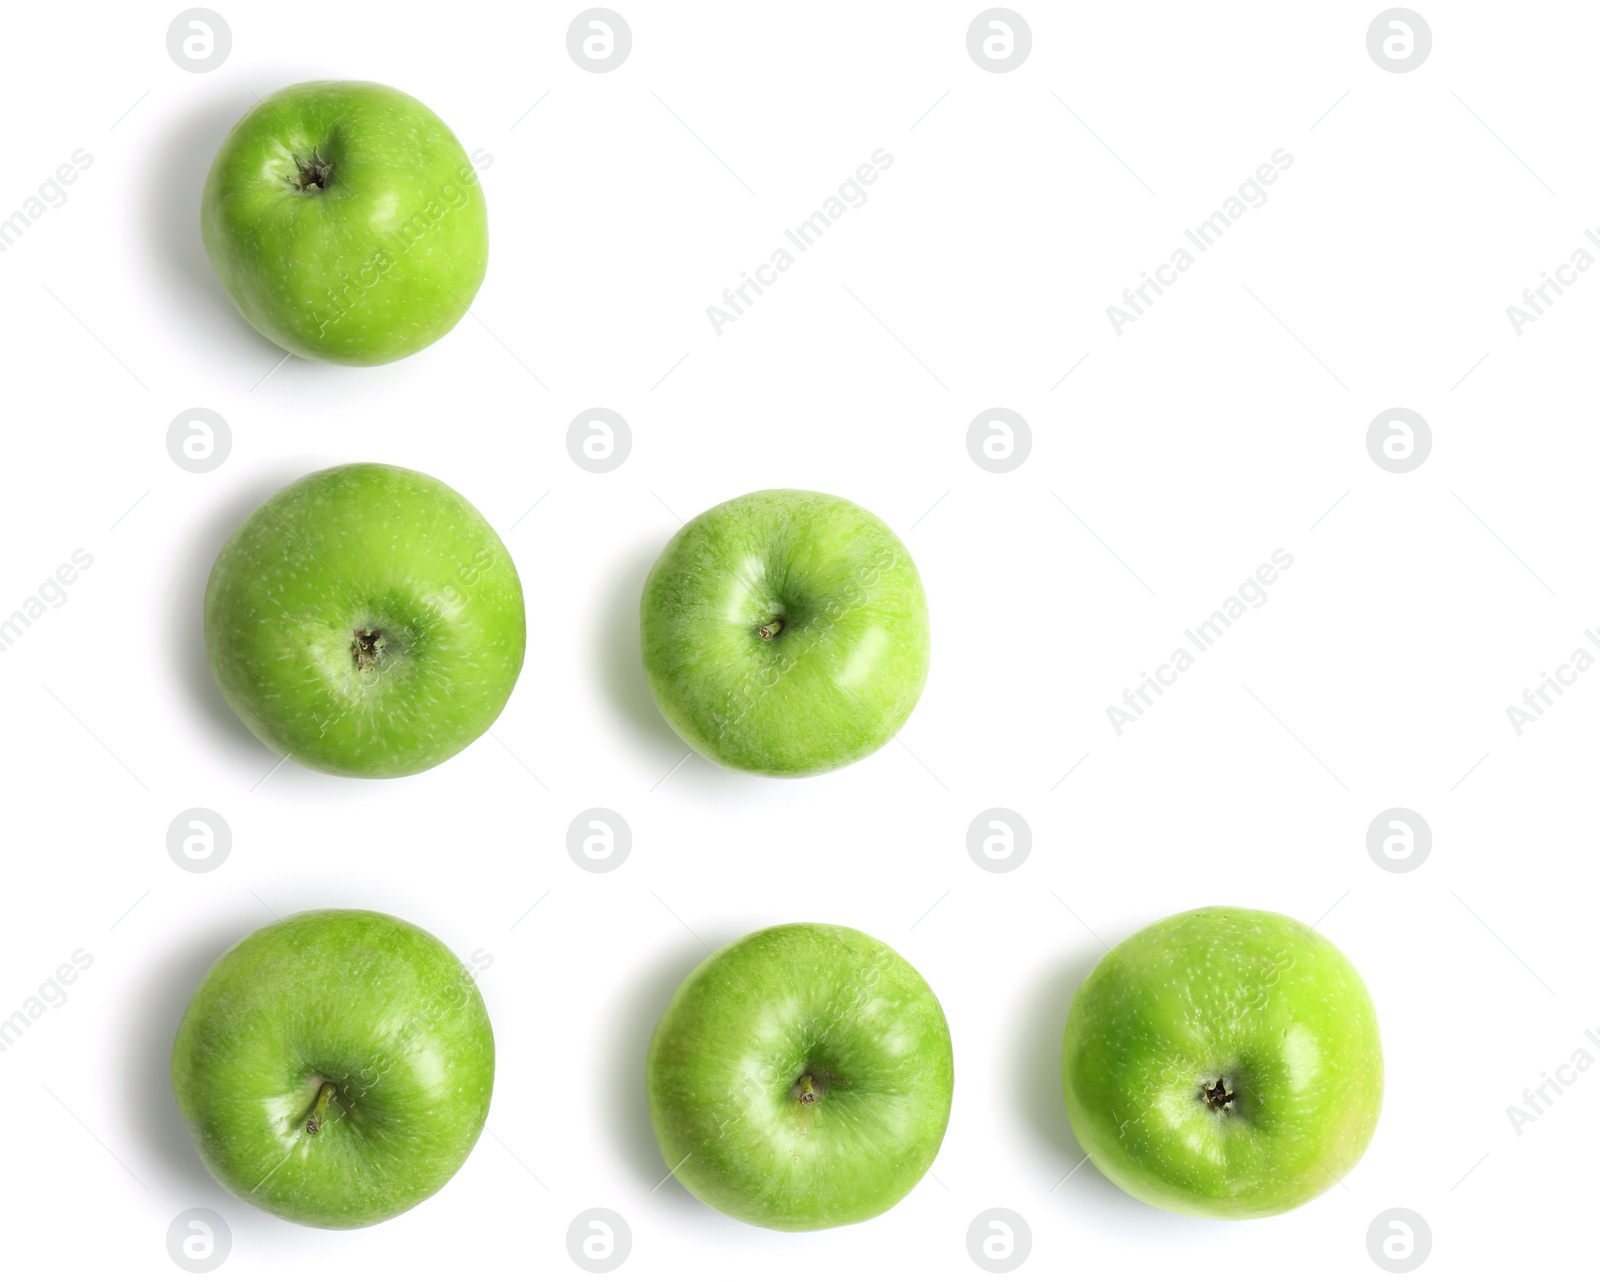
1061, 906, 1383, 1218
646, 923, 953, 1230
201, 81, 488, 365
203, 463, 525, 778
171, 910, 494, 1229
640, 490, 929, 776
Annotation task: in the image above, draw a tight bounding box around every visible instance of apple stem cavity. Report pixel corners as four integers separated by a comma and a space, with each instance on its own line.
1202, 1077, 1238, 1113
352, 628, 385, 670
757, 617, 786, 640
291, 148, 334, 193
304, 1081, 338, 1135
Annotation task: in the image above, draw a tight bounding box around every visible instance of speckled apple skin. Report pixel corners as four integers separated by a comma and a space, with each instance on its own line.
646, 923, 954, 1230
203, 463, 525, 778
639, 490, 930, 777
1062, 906, 1383, 1218
202, 81, 488, 365
172, 910, 494, 1229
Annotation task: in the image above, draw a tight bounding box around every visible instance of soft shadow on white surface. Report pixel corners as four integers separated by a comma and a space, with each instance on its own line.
1010, 943, 1153, 1217
141, 88, 285, 363
124, 912, 261, 1188
593, 539, 690, 757
169, 468, 318, 765
603, 935, 714, 1205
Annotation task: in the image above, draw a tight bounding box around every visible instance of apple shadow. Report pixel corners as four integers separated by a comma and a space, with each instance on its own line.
139, 87, 285, 363
601, 936, 710, 1206
1009, 944, 1150, 1216
122, 911, 260, 1189
1010, 944, 1097, 1164
168, 467, 323, 765
592, 540, 689, 757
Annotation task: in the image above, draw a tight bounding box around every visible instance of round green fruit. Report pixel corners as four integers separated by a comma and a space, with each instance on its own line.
201, 81, 488, 365
1061, 906, 1383, 1218
203, 463, 525, 778
640, 490, 930, 776
171, 910, 494, 1229
646, 923, 954, 1230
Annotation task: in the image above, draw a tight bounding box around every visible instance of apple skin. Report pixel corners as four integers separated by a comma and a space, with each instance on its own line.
640, 490, 930, 776
203, 463, 525, 778
646, 923, 954, 1231
201, 81, 488, 365
171, 910, 494, 1230
1061, 906, 1382, 1218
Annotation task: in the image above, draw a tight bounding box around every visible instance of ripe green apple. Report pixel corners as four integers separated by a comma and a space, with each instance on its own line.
1061, 906, 1383, 1218
646, 923, 954, 1230
201, 81, 488, 365
203, 463, 525, 778
639, 490, 929, 776
171, 910, 494, 1229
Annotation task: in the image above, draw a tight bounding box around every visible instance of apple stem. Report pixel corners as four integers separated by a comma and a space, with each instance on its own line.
757, 618, 785, 640
292, 148, 334, 192
796, 1074, 817, 1104
304, 1081, 338, 1135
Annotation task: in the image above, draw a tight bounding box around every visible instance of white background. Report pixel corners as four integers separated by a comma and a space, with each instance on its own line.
1, 1, 1594, 1276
